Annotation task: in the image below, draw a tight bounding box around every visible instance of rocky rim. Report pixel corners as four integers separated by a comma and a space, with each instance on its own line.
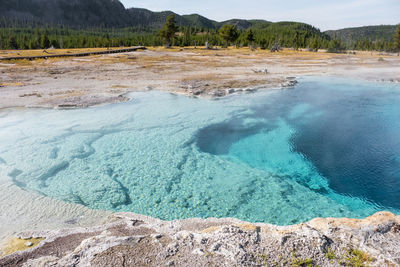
0, 211, 399, 266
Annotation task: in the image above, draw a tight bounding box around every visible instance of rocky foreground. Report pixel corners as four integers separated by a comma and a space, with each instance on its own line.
0, 211, 399, 266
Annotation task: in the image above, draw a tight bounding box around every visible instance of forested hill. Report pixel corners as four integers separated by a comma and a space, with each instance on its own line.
2, 0, 395, 36
0, 0, 267, 30
1, 0, 398, 52
325, 25, 398, 43
0, 0, 132, 27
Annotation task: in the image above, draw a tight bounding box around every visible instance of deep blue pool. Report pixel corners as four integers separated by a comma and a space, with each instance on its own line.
1, 77, 399, 225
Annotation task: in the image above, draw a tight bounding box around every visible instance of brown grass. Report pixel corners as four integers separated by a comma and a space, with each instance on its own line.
237, 224, 259, 231
180, 73, 231, 82
215, 79, 270, 89
48, 90, 85, 97
111, 84, 131, 89
201, 226, 221, 233
0, 82, 25, 87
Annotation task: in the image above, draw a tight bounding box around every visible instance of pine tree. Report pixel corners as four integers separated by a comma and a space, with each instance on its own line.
21, 35, 29, 49
219, 24, 239, 47
244, 29, 255, 48
160, 14, 178, 47
183, 27, 191, 46
327, 38, 345, 53
8, 35, 18, 49
309, 37, 320, 52
395, 24, 400, 50
40, 32, 51, 49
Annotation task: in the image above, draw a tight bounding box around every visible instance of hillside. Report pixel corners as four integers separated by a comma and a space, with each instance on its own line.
182, 14, 219, 29
0, 0, 298, 32
3, 0, 397, 52
0, 0, 132, 27
0, 0, 222, 30
325, 25, 398, 42
1, 0, 397, 46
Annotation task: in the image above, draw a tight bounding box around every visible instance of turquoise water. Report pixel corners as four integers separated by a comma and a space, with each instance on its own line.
0, 77, 399, 225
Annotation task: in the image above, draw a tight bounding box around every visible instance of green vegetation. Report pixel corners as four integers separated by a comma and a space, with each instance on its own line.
327, 38, 346, 53
7, 35, 18, 50
292, 258, 313, 267
244, 29, 255, 48
1, 22, 392, 52
182, 14, 218, 29
0, 22, 331, 50
325, 25, 399, 52
247, 22, 328, 50
324, 249, 336, 261
219, 25, 239, 47
253, 253, 269, 266
325, 25, 397, 42
343, 249, 373, 267
291, 257, 314, 267
160, 14, 179, 46
204, 251, 214, 257
395, 25, 400, 50
291, 252, 314, 267
0, 27, 164, 49
0, 0, 398, 52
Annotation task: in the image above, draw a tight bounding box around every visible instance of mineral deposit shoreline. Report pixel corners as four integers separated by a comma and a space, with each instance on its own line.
0, 47, 399, 109
0, 211, 399, 266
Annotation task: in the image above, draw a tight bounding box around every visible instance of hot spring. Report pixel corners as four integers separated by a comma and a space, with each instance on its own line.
1, 77, 399, 225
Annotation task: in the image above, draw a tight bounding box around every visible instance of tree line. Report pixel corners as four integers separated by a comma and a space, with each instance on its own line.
1, 15, 399, 53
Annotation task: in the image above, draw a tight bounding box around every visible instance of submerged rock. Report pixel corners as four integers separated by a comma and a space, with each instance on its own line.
0, 212, 399, 266
281, 79, 298, 88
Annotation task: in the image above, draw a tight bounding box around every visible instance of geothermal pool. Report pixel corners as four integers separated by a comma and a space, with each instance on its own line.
0, 77, 399, 225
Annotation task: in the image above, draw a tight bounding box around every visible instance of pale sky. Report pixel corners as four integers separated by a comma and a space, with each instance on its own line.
119, 0, 400, 31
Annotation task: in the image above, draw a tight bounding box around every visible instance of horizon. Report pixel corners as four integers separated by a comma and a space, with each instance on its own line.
120, 0, 399, 31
